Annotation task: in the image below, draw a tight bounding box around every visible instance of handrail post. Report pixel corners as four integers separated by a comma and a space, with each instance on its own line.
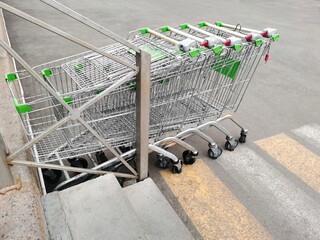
0, 132, 14, 189
135, 50, 151, 181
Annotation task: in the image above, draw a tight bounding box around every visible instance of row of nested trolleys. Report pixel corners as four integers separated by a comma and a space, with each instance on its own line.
6, 20, 279, 191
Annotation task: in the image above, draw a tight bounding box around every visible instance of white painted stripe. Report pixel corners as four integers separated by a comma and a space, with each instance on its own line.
256, 134, 320, 192
161, 159, 271, 240
292, 123, 320, 147
208, 146, 320, 240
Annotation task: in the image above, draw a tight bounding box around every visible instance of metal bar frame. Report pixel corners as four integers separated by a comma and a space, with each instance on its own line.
0, 1, 151, 183
9, 159, 138, 179
205, 22, 246, 39
136, 51, 151, 180
219, 22, 261, 34
168, 26, 203, 43
148, 29, 180, 46
0, 132, 14, 189
0, 2, 136, 70
40, 0, 140, 53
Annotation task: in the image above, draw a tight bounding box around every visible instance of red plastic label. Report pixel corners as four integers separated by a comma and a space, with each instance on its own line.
265, 54, 270, 61
200, 40, 208, 46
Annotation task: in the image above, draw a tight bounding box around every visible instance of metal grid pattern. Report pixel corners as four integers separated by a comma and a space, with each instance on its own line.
7, 22, 271, 164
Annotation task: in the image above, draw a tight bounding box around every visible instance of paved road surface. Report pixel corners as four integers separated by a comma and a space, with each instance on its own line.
3, 0, 320, 239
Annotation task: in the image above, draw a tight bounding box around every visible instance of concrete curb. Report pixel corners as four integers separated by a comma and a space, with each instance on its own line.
0, 9, 49, 240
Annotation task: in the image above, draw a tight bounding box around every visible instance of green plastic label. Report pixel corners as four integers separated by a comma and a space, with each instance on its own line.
74, 63, 84, 71
128, 45, 166, 61
215, 21, 223, 27
95, 89, 104, 94
41, 68, 53, 76
212, 45, 223, 55
161, 78, 170, 83
212, 57, 241, 79
56, 92, 73, 104
13, 98, 32, 113
160, 26, 170, 32
272, 34, 280, 41
4, 73, 17, 82
188, 49, 200, 57
179, 24, 189, 29
197, 22, 207, 28
254, 39, 263, 46
233, 44, 242, 51
139, 28, 149, 34
63, 97, 73, 104
127, 81, 136, 90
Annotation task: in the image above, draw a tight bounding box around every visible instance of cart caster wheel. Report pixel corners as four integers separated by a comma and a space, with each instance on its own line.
42, 169, 62, 184
208, 147, 223, 160
119, 145, 132, 153
95, 151, 108, 164
68, 158, 88, 168
156, 157, 171, 169
225, 140, 238, 151
182, 150, 196, 165
239, 134, 246, 143
172, 165, 182, 174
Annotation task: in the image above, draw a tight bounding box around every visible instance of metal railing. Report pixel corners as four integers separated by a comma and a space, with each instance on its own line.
0, 0, 151, 192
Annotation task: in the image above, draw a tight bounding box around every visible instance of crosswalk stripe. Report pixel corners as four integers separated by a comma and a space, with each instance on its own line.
160, 159, 272, 240
292, 123, 320, 148
214, 145, 320, 240
255, 133, 320, 192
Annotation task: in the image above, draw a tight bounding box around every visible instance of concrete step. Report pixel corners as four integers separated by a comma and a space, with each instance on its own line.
42, 174, 148, 240
124, 178, 195, 240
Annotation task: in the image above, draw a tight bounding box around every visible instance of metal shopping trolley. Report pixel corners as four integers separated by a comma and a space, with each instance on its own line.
7, 23, 278, 191
2, 1, 279, 192
6, 31, 215, 190
0, 0, 156, 193
143, 21, 279, 159
58, 23, 278, 189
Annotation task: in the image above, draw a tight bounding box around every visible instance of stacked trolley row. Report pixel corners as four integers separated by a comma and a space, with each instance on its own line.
6, 32, 208, 188
6, 19, 279, 191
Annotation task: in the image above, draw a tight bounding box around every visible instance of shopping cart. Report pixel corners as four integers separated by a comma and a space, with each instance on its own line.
7, 21, 278, 191
52, 22, 279, 190
6, 32, 213, 187
133, 22, 277, 158
3, 0, 279, 192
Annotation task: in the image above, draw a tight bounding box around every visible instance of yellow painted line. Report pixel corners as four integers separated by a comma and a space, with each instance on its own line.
256, 133, 320, 192
160, 159, 272, 240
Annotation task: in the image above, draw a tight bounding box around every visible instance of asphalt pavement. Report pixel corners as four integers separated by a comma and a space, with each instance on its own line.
3, 0, 320, 239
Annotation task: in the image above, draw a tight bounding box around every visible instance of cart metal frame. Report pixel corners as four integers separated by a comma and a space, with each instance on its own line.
0, 0, 151, 194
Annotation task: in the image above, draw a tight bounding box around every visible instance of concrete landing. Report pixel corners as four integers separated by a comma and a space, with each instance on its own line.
42, 174, 148, 240
124, 178, 194, 240
42, 174, 195, 240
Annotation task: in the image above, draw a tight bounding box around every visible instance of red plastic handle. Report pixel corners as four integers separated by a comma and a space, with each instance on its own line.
200, 40, 208, 46
223, 39, 231, 45
245, 34, 252, 40
261, 30, 268, 36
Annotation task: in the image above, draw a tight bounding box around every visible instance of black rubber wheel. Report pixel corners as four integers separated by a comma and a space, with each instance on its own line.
207, 147, 223, 160
119, 145, 132, 153
239, 134, 246, 143
225, 140, 238, 151
68, 158, 88, 168
182, 150, 196, 165
42, 169, 62, 184
171, 165, 182, 174
95, 151, 108, 164
156, 157, 171, 169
